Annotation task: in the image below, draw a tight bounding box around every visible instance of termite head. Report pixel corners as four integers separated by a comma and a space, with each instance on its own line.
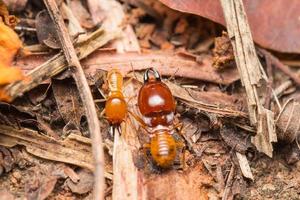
149, 130, 176, 168
138, 68, 175, 126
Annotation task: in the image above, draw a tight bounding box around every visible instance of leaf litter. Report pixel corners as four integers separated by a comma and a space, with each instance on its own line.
0, 0, 300, 199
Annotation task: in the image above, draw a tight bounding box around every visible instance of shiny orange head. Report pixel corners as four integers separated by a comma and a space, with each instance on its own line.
138, 69, 175, 127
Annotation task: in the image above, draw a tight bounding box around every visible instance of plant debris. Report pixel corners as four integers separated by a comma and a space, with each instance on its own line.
1, 0, 300, 199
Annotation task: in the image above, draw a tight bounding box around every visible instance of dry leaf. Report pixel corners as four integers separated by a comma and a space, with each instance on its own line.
0, 0, 19, 27
3, 0, 28, 12
158, 0, 300, 54
0, 22, 23, 101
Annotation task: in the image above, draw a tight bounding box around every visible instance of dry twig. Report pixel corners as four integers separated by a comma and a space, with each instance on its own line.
257, 48, 300, 86
220, 0, 276, 157
43, 1, 105, 199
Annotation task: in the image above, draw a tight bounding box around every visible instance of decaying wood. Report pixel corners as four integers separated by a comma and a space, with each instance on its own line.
113, 82, 146, 200
16, 51, 240, 85
43, 1, 105, 199
220, 0, 276, 157
0, 125, 93, 170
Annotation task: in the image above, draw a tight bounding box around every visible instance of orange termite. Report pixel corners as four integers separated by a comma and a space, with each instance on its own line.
138, 68, 183, 168
105, 69, 127, 132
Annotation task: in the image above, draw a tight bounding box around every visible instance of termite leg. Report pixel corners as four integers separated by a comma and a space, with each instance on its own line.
141, 143, 151, 159
123, 76, 134, 88
128, 110, 150, 134
180, 145, 187, 170
173, 122, 184, 134
108, 125, 115, 138
176, 140, 185, 148
116, 125, 122, 136
99, 108, 106, 117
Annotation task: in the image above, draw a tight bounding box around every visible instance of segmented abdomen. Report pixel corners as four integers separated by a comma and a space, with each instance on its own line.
107, 69, 123, 92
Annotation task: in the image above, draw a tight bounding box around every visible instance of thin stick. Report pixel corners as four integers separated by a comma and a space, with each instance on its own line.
43, 1, 104, 199
222, 163, 235, 200
257, 48, 300, 86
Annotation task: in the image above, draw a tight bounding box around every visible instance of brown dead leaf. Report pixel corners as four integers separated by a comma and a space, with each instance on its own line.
3, 0, 28, 12
174, 17, 188, 34
36, 10, 61, 49
158, 0, 300, 54
35, 177, 58, 200
52, 79, 84, 128
276, 99, 300, 143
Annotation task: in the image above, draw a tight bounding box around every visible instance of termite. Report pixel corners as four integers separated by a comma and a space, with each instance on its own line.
137, 68, 184, 168
105, 69, 127, 132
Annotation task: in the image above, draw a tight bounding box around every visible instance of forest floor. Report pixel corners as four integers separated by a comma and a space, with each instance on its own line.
0, 0, 300, 199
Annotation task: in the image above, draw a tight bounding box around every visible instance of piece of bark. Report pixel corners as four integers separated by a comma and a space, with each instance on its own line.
16, 51, 240, 85
165, 80, 246, 118
0, 125, 93, 170
235, 152, 253, 180
220, 0, 276, 157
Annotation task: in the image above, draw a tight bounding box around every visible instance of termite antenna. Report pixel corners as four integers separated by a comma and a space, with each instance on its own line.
144, 68, 161, 83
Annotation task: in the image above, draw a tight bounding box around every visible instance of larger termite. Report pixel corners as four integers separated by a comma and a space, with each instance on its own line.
137, 68, 183, 168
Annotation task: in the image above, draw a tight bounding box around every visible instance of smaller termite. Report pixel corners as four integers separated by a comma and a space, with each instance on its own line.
105, 69, 127, 132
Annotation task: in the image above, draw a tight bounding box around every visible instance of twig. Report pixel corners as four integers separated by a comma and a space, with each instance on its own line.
222, 163, 235, 200
220, 0, 276, 157
43, 1, 104, 199
257, 48, 300, 86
